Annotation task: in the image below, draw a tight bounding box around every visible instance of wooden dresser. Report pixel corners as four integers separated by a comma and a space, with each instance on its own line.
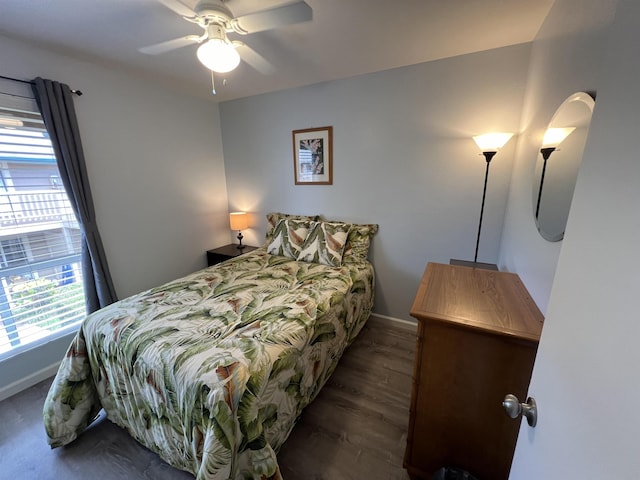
404, 263, 544, 480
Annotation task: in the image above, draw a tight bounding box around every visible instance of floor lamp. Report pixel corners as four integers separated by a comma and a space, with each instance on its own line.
450, 132, 513, 270
535, 127, 575, 219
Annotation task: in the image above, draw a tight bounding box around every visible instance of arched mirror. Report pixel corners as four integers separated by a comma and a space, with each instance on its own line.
533, 91, 595, 241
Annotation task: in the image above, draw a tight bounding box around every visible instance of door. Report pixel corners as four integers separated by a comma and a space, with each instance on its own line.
509, 1, 640, 477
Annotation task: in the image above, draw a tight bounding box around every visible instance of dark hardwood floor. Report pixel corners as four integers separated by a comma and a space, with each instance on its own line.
0, 317, 416, 480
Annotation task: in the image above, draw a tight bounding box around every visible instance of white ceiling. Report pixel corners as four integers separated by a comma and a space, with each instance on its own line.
0, 0, 555, 102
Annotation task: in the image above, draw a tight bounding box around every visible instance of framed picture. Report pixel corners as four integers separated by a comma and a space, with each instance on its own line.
293, 126, 333, 185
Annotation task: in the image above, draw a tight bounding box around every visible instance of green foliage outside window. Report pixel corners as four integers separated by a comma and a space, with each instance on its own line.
9, 278, 85, 330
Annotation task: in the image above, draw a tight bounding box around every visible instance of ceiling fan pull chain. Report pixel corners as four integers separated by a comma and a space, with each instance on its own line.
211, 70, 216, 95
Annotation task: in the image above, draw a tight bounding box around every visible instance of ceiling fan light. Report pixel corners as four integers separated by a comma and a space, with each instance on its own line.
197, 39, 241, 73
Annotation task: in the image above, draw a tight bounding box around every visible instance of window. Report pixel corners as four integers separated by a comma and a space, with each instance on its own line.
0, 88, 86, 359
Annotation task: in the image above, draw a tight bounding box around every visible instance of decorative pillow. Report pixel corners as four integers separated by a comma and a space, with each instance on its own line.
342, 223, 379, 262
297, 221, 351, 267
266, 218, 311, 259
265, 212, 320, 244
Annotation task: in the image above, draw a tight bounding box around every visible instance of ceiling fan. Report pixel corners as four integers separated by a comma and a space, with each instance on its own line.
139, 0, 313, 75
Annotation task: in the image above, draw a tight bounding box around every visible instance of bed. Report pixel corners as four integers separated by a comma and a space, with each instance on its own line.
43, 214, 378, 479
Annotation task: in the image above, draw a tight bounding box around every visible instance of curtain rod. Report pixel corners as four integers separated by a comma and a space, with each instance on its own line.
0, 74, 83, 96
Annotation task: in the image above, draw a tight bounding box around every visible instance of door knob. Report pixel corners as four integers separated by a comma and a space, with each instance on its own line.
503, 394, 537, 427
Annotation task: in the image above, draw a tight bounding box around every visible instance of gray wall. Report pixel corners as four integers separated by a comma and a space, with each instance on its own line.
220, 44, 531, 320
0, 34, 229, 396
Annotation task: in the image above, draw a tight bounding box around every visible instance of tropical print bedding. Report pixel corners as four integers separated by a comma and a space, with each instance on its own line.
43, 248, 374, 479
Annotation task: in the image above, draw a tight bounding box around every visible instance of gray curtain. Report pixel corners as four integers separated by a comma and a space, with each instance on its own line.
32, 77, 117, 313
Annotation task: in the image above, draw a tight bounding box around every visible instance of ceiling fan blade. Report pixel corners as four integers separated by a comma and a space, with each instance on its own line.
156, 0, 197, 18
235, 42, 276, 75
139, 35, 201, 55
230, 1, 312, 34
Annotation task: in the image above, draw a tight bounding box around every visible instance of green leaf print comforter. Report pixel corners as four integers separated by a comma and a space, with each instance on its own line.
43, 249, 374, 479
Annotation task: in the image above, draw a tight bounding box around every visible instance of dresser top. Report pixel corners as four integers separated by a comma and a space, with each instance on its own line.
410, 262, 544, 342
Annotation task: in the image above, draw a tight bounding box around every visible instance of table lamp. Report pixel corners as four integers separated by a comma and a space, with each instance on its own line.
229, 211, 248, 249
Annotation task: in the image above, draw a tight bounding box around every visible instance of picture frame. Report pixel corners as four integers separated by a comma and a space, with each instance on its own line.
292, 126, 333, 185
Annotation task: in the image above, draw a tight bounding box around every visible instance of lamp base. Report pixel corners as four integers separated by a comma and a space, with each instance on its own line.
449, 259, 498, 271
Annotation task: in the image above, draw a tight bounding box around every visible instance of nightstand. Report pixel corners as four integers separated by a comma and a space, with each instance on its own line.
206, 244, 258, 266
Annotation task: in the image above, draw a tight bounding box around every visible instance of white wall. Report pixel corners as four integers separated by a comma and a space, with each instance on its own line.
0, 34, 229, 395
220, 44, 530, 320
498, 0, 615, 312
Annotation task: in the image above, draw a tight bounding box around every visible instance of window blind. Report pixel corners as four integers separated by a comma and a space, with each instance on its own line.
0, 91, 86, 360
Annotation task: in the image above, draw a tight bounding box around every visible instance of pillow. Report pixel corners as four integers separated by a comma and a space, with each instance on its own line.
342, 223, 379, 262
320, 217, 379, 263
266, 218, 311, 259
265, 212, 320, 244
297, 221, 351, 267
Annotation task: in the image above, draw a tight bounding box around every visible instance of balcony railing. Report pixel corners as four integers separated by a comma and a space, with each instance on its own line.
0, 190, 76, 228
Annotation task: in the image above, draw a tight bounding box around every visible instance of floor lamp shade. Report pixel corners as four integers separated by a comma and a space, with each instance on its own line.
542, 127, 575, 148
472, 132, 514, 152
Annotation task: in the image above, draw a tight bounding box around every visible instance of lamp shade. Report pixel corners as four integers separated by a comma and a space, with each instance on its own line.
472, 132, 514, 152
197, 39, 241, 73
229, 212, 248, 230
542, 127, 575, 148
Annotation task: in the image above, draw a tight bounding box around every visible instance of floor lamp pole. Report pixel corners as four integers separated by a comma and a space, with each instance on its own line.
535, 147, 555, 220
474, 151, 496, 263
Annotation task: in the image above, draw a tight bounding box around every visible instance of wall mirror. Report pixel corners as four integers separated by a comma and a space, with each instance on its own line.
533, 91, 595, 241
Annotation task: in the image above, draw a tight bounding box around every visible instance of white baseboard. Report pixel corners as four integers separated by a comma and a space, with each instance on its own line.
0, 362, 60, 402
369, 312, 418, 332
